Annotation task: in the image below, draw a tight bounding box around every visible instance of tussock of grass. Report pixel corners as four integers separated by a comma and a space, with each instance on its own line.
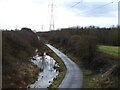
82, 69, 102, 88
99, 64, 120, 88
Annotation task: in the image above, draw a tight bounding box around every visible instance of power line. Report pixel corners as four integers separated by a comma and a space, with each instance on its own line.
65, 0, 116, 16
77, 1, 114, 15
67, 0, 83, 10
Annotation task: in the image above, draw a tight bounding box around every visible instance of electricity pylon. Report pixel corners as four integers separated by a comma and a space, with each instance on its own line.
49, 3, 56, 31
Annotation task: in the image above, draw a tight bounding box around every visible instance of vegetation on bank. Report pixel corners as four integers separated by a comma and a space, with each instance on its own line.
59, 49, 119, 88
2, 28, 45, 88
38, 26, 120, 88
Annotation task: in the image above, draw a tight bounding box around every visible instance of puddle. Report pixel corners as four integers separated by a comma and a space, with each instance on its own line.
27, 52, 59, 88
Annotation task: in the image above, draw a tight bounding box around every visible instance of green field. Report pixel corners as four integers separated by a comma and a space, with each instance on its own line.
99, 45, 119, 57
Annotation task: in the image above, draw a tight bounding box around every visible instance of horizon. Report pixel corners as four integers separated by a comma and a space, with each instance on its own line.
0, 0, 119, 31
0, 25, 119, 32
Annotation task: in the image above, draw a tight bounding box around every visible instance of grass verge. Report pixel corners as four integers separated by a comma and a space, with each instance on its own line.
46, 46, 67, 88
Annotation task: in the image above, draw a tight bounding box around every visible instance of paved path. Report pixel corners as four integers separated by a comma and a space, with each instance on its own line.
47, 44, 83, 88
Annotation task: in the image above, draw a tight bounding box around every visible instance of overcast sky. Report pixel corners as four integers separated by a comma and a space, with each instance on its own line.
0, 0, 119, 31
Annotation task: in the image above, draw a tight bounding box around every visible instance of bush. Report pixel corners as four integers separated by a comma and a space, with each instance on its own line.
72, 35, 98, 67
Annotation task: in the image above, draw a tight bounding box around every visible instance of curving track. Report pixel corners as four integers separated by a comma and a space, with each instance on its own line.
47, 44, 83, 88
